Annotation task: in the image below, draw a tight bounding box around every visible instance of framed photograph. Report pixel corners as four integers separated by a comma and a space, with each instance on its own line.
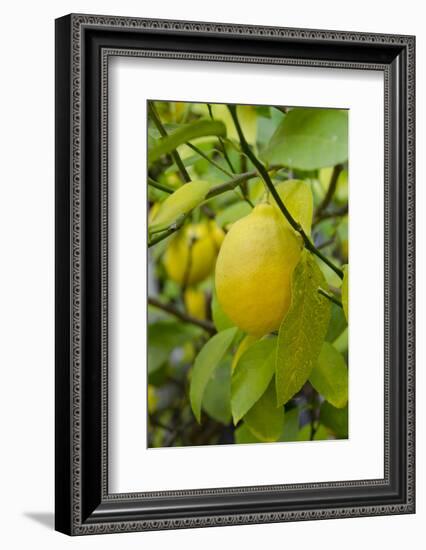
55, 14, 415, 535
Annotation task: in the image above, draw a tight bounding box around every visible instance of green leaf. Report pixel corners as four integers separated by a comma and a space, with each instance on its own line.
215, 201, 252, 228
231, 338, 277, 424
148, 321, 202, 374
148, 119, 227, 164
210, 104, 257, 145
261, 108, 348, 170
342, 265, 349, 321
280, 407, 300, 442
211, 288, 235, 332
149, 180, 211, 232
276, 250, 331, 406
190, 327, 238, 423
244, 380, 284, 442
273, 179, 314, 235
202, 360, 232, 424
234, 423, 261, 444
326, 302, 347, 342
320, 402, 348, 438
298, 423, 330, 441
309, 342, 348, 408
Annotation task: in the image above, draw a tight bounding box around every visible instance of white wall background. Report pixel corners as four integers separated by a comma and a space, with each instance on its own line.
0, 0, 422, 547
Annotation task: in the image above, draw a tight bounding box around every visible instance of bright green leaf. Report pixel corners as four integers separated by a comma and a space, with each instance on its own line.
280, 407, 300, 442
202, 360, 232, 424
320, 402, 348, 438
333, 327, 348, 355
244, 380, 285, 442
309, 342, 348, 408
234, 423, 261, 444
148, 119, 226, 164
190, 327, 238, 423
261, 108, 348, 170
298, 423, 330, 441
210, 104, 257, 145
326, 302, 347, 342
342, 265, 349, 321
231, 338, 277, 424
149, 180, 211, 232
273, 179, 314, 235
276, 250, 331, 406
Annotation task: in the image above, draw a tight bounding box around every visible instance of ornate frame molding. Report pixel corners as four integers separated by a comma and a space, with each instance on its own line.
55, 14, 415, 535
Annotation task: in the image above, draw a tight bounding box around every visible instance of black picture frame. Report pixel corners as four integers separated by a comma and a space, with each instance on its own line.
55, 13, 415, 536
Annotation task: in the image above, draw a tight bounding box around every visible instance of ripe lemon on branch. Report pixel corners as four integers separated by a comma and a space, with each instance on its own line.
215, 203, 303, 336
164, 221, 224, 286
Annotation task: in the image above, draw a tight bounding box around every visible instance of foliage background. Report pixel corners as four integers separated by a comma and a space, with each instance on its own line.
147, 100, 349, 448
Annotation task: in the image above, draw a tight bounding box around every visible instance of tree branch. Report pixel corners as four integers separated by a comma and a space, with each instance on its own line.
318, 288, 343, 308
227, 104, 344, 280
148, 296, 216, 334
148, 177, 174, 194
314, 164, 344, 221
185, 142, 233, 177
314, 204, 348, 225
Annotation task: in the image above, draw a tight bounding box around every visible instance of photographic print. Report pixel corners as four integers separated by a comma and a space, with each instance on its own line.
147, 100, 349, 448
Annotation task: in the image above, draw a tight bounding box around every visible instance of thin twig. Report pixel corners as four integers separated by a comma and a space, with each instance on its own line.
148, 177, 174, 194
207, 103, 236, 173
148, 101, 191, 183
148, 215, 187, 247
314, 164, 344, 221
227, 104, 344, 280
318, 288, 343, 308
314, 204, 348, 225
185, 142, 233, 177
148, 296, 216, 334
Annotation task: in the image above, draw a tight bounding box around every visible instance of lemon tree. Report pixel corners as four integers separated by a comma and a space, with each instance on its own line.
147, 100, 348, 448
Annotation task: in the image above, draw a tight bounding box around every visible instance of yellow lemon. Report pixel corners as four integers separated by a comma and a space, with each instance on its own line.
215, 203, 302, 336
164, 222, 223, 286
184, 288, 206, 320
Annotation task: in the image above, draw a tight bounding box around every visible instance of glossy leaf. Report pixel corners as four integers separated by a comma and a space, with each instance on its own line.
234, 423, 261, 444
276, 250, 331, 406
148, 119, 226, 164
280, 407, 300, 442
320, 402, 348, 438
231, 338, 277, 424
273, 179, 314, 235
326, 302, 347, 342
190, 327, 238, 423
298, 423, 330, 441
309, 342, 348, 408
149, 180, 211, 232
261, 108, 348, 170
202, 360, 232, 424
244, 380, 284, 442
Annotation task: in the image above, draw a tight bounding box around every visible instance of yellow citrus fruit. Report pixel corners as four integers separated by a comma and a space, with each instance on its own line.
215, 203, 302, 336
184, 288, 206, 320
164, 222, 224, 286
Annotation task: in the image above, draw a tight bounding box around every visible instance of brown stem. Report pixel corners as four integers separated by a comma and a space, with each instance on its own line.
314, 164, 344, 221
148, 296, 216, 334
